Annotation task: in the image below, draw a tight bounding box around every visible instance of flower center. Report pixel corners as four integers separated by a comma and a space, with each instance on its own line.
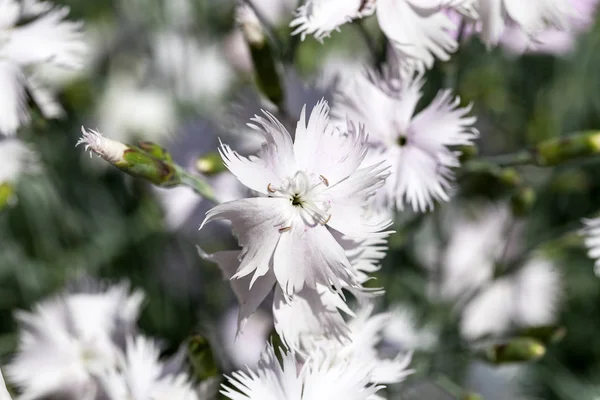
267, 171, 332, 230
397, 135, 407, 147
291, 193, 303, 206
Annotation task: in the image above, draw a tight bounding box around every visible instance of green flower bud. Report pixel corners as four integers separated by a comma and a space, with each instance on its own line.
535, 131, 600, 166
237, 4, 284, 107
481, 337, 546, 364
187, 334, 221, 381
77, 127, 180, 187
135, 141, 173, 163
510, 186, 536, 217
196, 152, 227, 176
0, 183, 16, 210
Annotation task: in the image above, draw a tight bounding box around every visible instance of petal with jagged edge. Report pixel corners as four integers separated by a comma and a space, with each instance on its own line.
202, 198, 291, 285
290, 0, 366, 42
377, 0, 459, 71
272, 285, 352, 352
273, 223, 359, 296
199, 249, 276, 333
221, 110, 296, 195
1, 6, 85, 68
294, 99, 369, 186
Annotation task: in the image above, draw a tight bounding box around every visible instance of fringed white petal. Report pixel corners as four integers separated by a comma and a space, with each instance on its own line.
0, 61, 29, 136
290, 0, 371, 42
377, 0, 460, 72
1, 5, 85, 68
200, 249, 276, 333
273, 285, 351, 353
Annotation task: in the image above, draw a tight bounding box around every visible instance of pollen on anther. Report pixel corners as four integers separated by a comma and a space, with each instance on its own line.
319, 175, 329, 186
278, 226, 291, 233
267, 183, 276, 193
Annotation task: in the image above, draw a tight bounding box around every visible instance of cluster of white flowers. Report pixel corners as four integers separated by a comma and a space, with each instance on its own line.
1, 283, 202, 400
290, 0, 585, 71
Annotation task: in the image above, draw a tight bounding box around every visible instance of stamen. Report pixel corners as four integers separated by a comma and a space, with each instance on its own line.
319, 175, 329, 186
267, 183, 276, 193
278, 226, 291, 233
322, 214, 331, 225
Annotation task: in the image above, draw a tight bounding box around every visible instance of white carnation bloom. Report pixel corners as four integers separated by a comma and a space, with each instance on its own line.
0, 0, 84, 135
383, 304, 439, 351
201, 99, 391, 298
306, 305, 414, 387
0, 370, 11, 400
96, 74, 177, 145
152, 32, 233, 107
474, 0, 576, 46
221, 343, 383, 400
98, 336, 199, 400
583, 217, 600, 276
461, 257, 561, 340
333, 71, 478, 213
291, 0, 475, 71
6, 283, 144, 399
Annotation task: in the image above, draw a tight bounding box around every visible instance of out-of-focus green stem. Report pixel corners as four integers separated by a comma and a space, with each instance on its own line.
480, 150, 535, 167
175, 166, 218, 204
476, 131, 600, 168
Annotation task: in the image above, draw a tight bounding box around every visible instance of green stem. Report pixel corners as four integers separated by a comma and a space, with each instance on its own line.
479, 150, 535, 167
175, 167, 219, 204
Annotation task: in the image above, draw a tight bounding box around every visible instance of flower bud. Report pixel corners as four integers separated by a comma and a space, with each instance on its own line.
0, 183, 15, 210
536, 131, 600, 166
458, 144, 479, 163
196, 151, 227, 176
77, 127, 180, 187
236, 4, 284, 107
510, 186, 536, 217
135, 141, 173, 163
481, 337, 546, 364
187, 334, 221, 381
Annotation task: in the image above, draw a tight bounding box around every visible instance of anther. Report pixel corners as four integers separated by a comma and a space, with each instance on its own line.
278, 226, 291, 233
319, 175, 329, 186
322, 215, 332, 225
267, 183, 276, 193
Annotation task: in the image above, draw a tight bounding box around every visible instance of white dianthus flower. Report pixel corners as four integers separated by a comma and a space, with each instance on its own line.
98, 336, 200, 400
96, 74, 178, 145
221, 343, 383, 400
474, 0, 576, 47
333, 71, 478, 213
201, 99, 391, 298
6, 283, 144, 399
0, 0, 85, 135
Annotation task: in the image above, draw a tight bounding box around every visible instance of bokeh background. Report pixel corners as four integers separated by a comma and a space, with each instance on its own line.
2, 0, 600, 399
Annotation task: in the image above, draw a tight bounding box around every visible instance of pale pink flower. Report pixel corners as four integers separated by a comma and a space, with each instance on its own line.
333, 71, 478, 212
